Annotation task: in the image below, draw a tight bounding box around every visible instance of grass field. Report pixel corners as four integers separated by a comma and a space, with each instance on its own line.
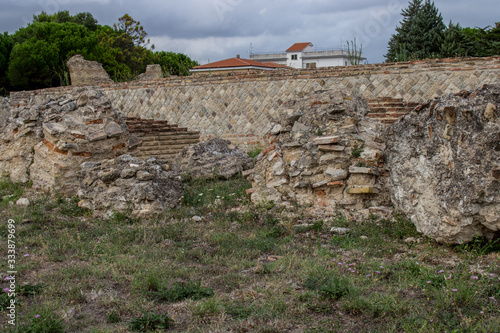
0, 175, 499, 332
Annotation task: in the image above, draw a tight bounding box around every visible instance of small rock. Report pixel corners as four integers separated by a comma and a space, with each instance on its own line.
16, 198, 30, 206
270, 124, 282, 135
104, 121, 124, 138
484, 102, 497, 122
360, 235, 368, 240
330, 227, 350, 234
88, 131, 108, 142
293, 223, 313, 229
120, 168, 136, 179
136, 170, 153, 181
192, 216, 202, 222
404, 237, 419, 243
78, 200, 92, 210
292, 121, 310, 133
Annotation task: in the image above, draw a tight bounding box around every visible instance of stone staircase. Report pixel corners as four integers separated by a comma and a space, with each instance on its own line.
367, 98, 420, 124
126, 117, 200, 160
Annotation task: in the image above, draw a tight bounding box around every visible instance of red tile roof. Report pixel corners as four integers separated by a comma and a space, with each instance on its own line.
192, 58, 281, 70
286, 42, 313, 52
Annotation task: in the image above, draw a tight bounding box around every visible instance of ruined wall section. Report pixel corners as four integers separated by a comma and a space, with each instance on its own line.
67, 55, 113, 86
10, 57, 500, 148
0, 96, 9, 132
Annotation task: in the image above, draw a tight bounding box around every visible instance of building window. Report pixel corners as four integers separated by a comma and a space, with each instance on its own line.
306, 63, 316, 69
291, 54, 298, 60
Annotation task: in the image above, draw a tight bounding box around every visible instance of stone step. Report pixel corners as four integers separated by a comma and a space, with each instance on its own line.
368, 117, 399, 124
140, 138, 200, 147
137, 144, 192, 152
138, 133, 200, 141
367, 113, 408, 118
369, 107, 415, 113
126, 121, 172, 126
366, 97, 404, 103
130, 127, 189, 133
368, 101, 419, 107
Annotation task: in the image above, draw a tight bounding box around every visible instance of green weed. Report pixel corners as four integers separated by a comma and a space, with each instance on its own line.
149, 279, 214, 302
129, 311, 174, 332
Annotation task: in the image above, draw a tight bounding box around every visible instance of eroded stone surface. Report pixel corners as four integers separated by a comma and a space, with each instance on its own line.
77, 155, 182, 217
67, 54, 113, 86
387, 84, 500, 244
136, 64, 163, 81
246, 88, 389, 210
174, 138, 253, 179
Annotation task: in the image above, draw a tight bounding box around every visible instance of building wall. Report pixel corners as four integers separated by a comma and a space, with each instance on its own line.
287, 52, 303, 68
9, 57, 500, 149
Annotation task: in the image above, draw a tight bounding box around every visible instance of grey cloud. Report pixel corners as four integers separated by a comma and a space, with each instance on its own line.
0, 0, 497, 65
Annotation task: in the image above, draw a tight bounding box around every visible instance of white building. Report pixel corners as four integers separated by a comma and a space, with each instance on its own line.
250, 42, 367, 69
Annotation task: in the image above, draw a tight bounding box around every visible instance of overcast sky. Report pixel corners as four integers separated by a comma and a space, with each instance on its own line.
0, 0, 498, 64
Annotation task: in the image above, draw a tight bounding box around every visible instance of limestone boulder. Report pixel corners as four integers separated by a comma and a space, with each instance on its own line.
246, 88, 389, 210
174, 138, 253, 179
387, 84, 500, 244
77, 154, 182, 217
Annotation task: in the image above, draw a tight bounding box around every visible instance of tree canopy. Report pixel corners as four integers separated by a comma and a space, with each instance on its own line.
385, 0, 499, 62
0, 11, 198, 92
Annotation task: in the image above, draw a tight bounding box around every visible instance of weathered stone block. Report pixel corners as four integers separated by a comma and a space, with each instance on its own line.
67, 54, 113, 86
347, 187, 379, 194
325, 168, 348, 180
312, 136, 340, 145
387, 84, 500, 244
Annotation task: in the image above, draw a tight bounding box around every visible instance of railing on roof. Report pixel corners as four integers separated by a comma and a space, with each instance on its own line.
250, 45, 350, 56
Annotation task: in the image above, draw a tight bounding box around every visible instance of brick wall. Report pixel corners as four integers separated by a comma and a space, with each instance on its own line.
10, 57, 500, 148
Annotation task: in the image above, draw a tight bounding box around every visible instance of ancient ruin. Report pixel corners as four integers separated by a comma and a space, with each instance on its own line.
245, 88, 389, 210
67, 54, 113, 86
175, 138, 253, 180
387, 84, 500, 244
77, 154, 182, 218
1, 55, 499, 243
0, 88, 188, 216
136, 64, 163, 81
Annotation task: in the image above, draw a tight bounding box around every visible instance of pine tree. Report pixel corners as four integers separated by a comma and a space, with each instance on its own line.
385, 0, 422, 62
406, 0, 445, 59
440, 22, 470, 58
385, 0, 446, 62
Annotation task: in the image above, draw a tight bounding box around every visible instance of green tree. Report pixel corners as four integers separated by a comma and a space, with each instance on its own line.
385, 0, 445, 62
33, 10, 98, 31
439, 21, 470, 58
406, 0, 445, 59
0, 32, 13, 93
8, 22, 98, 89
462, 23, 500, 57
385, 0, 423, 62
153, 51, 199, 76
113, 14, 150, 47
3, 12, 198, 90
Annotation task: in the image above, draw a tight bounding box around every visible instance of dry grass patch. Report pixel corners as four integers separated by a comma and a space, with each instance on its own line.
0, 176, 498, 332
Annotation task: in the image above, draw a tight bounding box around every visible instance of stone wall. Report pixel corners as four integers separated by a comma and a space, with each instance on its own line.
0, 96, 9, 131
10, 57, 500, 148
